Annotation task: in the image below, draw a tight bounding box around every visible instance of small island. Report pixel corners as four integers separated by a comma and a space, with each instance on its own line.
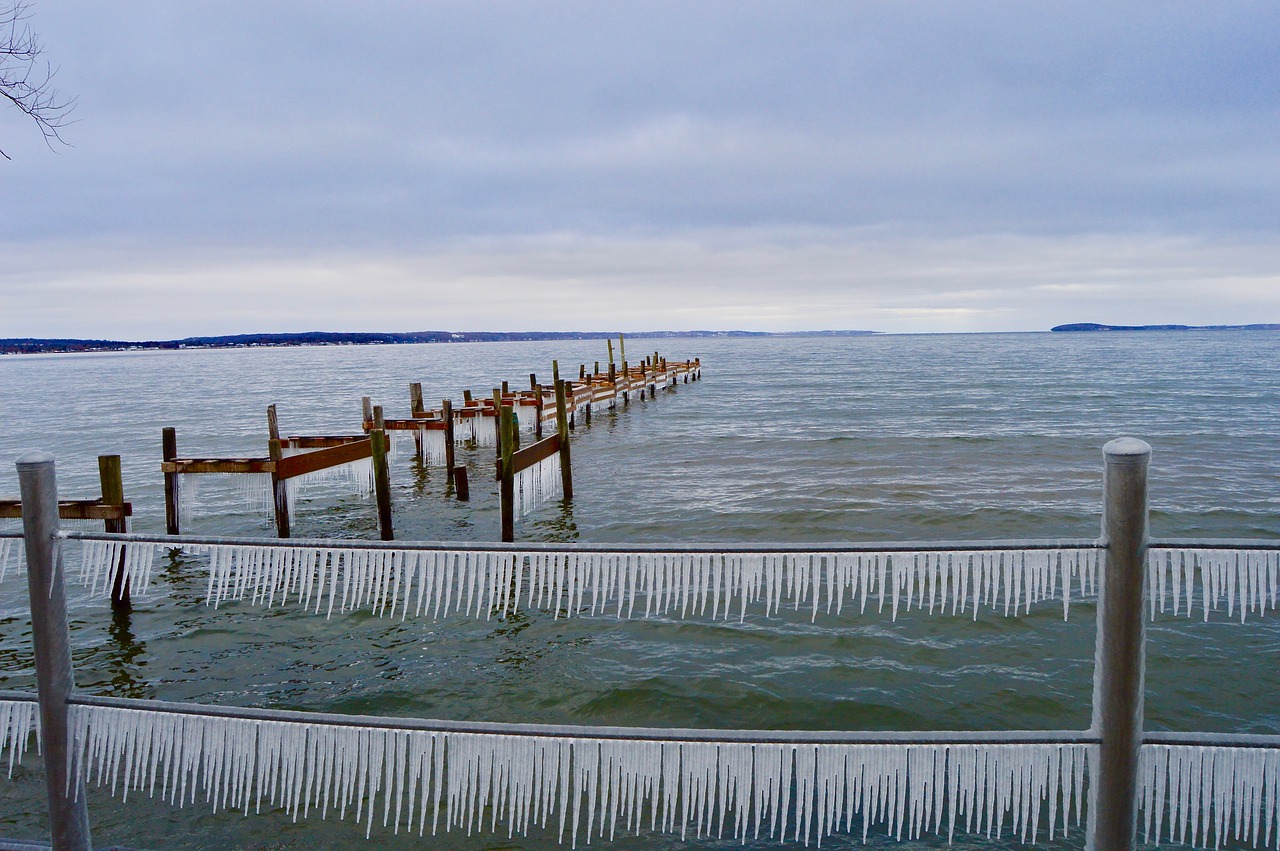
1052, 322, 1280, 332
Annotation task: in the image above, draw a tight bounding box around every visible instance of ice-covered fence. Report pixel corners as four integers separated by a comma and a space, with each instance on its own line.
66, 697, 1093, 847
10, 439, 1280, 850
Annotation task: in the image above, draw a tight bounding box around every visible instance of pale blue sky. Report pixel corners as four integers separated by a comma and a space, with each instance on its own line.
2, 1, 1278, 337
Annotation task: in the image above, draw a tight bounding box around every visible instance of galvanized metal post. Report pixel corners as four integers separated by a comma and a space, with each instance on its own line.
1089, 437, 1150, 851
16, 452, 93, 850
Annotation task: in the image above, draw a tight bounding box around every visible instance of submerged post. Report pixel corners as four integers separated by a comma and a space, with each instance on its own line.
16, 453, 93, 850
162, 427, 180, 534
1089, 437, 1151, 851
98, 454, 130, 609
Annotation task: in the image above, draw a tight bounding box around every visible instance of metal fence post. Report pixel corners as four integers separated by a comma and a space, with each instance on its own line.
16, 452, 93, 850
1089, 437, 1151, 851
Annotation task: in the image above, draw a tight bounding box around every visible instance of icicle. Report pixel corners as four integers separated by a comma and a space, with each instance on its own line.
0, 538, 23, 582
1140, 745, 1280, 850
0, 700, 39, 776
423, 429, 448, 465
1147, 548, 1279, 623
284, 457, 375, 513
513, 454, 563, 518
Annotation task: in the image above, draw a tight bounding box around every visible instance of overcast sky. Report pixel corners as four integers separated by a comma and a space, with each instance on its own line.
2, 1, 1278, 337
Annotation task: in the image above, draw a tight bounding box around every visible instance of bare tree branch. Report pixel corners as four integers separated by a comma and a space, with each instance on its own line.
0, 0, 75, 159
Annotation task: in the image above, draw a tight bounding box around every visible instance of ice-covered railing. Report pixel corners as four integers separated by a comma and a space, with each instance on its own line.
64, 696, 1094, 847
50, 531, 1106, 622
11, 531, 1277, 626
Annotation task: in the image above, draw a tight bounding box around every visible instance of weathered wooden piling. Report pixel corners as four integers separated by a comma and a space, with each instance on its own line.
442, 398, 456, 474
98, 454, 131, 609
409, 383, 426, 458
499, 404, 516, 543
453, 465, 469, 501
267, 404, 291, 538
371, 405, 394, 541
162, 427, 180, 534
555, 377, 574, 500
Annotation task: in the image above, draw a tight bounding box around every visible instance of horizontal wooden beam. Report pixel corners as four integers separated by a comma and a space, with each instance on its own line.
510, 433, 561, 475
162, 458, 275, 474
0, 499, 132, 521
276, 437, 372, 481
363, 419, 446, 431
284, 435, 364, 448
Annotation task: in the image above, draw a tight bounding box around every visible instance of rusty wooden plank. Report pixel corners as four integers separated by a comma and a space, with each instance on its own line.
162, 458, 275, 474
276, 438, 372, 481
285, 435, 364, 448
0, 500, 133, 520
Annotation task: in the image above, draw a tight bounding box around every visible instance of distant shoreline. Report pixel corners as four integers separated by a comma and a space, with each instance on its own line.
0, 329, 876, 355
1052, 322, 1280, 332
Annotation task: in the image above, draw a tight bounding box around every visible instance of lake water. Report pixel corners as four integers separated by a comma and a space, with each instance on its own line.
0, 331, 1277, 848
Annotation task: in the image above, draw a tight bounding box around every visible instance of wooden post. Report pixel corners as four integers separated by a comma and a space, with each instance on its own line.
361, 396, 373, 427
594, 360, 600, 376
409, 382, 425, 459
442, 398, 456, 474
98, 454, 130, 610
453, 465, 469, 501
15, 452, 93, 850
534, 384, 544, 439
619, 333, 626, 364
266, 404, 290, 537
529, 372, 538, 391
371, 405, 394, 541
162, 426, 180, 534
502, 380, 509, 395
492, 388, 504, 463
606, 340, 615, 382
268, 439, 289, 538
499, 404, 515, 543
463, 389, 473, 404
555, 378, 574, 500
579, 364, 586, 380
621, 360, 629, 405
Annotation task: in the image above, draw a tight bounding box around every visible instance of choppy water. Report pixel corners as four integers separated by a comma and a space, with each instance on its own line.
0, 331, 1277, 849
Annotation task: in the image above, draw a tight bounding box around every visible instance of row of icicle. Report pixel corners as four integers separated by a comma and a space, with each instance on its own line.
155, 544, 1100, 622
4, 701, 1279, 847
66, 703, 1089, 847
1140, 745, 1280, 849
5, 538, 1279, 624
1148, 548, 1280, 622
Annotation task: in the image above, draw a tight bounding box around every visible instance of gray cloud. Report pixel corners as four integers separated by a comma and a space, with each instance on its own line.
1, 1, 1278, 334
